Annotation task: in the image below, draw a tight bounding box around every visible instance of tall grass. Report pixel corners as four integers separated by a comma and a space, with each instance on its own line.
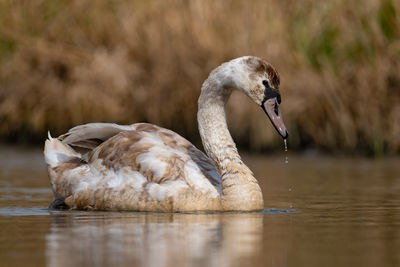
0, 0, 399, 155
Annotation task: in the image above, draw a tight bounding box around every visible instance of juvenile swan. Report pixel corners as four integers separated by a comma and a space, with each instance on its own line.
44, 56, 288, 212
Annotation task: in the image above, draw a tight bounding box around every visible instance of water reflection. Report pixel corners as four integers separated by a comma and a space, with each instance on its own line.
2, 147, 400, 267
46, 212, 264, 267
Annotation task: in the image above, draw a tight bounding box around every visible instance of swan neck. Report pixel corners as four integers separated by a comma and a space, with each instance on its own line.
197, 79, 263, 211
197, 87, 238, 169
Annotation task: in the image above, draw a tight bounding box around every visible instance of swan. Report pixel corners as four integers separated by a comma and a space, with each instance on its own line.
44, 56, 288, 212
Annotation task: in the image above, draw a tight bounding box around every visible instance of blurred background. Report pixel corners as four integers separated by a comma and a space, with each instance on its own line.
1, 2, 400, 266
0, 0, 399, 155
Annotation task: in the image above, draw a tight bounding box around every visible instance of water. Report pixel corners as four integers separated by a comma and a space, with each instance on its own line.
1, 145, 400, 267
284, 139, 288, 164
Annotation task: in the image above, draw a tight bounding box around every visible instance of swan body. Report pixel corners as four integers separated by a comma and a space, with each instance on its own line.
44, 56, 288, 212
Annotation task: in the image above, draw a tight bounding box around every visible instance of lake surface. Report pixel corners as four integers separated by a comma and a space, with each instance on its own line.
0, 145, 399, 267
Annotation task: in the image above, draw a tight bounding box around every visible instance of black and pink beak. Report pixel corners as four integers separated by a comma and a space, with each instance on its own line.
261, 96, 288, 139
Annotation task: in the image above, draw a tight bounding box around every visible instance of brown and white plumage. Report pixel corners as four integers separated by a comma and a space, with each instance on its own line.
44, 56, 288, 212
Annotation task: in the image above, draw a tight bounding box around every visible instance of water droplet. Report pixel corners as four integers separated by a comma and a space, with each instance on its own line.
284, 139, 288, 164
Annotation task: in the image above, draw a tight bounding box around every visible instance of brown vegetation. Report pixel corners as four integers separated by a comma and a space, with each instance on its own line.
0, 0, 399, 155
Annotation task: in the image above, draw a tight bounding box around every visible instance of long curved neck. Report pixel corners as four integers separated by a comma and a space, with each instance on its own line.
197, 78, 264, 211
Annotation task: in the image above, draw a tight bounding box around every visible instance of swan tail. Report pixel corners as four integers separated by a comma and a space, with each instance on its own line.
45, 132, 89, 204
44, 132, 82, 168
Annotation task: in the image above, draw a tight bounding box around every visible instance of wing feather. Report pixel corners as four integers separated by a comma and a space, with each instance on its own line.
59, 123, 133, 149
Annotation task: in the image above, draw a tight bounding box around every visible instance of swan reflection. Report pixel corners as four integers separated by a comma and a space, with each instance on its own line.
46, 212, 264, 267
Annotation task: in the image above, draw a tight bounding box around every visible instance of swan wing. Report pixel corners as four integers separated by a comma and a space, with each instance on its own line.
87, 123, 221, 191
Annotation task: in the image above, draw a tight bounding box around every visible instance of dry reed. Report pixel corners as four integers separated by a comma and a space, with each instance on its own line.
0, 0, 399, 155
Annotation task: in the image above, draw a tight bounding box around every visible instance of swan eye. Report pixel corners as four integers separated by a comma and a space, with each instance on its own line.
262, 79, 282, 105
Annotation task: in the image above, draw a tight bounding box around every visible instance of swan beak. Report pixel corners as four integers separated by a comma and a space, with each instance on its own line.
261, 98, 288, 139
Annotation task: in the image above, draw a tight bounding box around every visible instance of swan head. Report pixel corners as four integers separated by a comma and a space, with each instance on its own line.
222, 56, 288, 139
